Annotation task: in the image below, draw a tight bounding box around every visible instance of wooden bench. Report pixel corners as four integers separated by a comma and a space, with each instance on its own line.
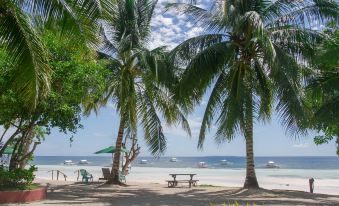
166, 174, 198, 188
166, 180, 199, 188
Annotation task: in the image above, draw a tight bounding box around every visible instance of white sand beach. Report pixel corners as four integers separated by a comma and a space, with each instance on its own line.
34, 165, 339, 196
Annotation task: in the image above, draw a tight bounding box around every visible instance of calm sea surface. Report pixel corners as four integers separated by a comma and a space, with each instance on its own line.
32, 156, 339, 170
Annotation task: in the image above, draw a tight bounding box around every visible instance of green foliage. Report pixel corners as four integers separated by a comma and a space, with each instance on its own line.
0, 0, 111, 108
0, 31, 109, 168
0, 165, 37, 190
305, 27, 339, 155
0, 31, 108, 136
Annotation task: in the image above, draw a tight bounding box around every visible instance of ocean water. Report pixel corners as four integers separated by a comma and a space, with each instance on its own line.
32, 156, 339, 169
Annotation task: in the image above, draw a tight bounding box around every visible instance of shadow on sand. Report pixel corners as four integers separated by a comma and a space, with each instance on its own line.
26, 182, 339, 206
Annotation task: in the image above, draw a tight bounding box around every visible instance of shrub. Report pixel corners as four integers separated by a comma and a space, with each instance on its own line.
0, 165, 37, 190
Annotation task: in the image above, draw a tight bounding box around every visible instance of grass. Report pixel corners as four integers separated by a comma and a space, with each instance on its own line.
0, 183, 40, 191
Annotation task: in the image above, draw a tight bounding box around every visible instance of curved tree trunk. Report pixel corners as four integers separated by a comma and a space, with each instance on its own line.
243, 103, 259, 189
122, 137, 140, 175
9, 135, 25, 170
107, 118, 125, 184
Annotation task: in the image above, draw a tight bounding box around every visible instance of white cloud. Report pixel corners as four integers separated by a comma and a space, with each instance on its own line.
292, 143, 309, 148
148, 1, 204, 50
152, 16, 173, 27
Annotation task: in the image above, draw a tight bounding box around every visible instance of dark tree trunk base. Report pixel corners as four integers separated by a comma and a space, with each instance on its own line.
243, 176, 259, 189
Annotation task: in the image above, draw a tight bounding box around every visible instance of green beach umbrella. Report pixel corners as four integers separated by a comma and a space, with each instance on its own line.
94, 146, 129, 154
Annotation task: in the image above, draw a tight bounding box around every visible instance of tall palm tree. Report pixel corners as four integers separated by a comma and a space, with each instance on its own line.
168, 0, 338, 188
89, 0, 191, 184
0, 0, 112, 108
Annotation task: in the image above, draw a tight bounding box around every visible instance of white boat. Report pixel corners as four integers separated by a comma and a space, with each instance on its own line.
64, 160, 74, 165
220, 160, 228, 165
197, 161, 207, 168
169, 157, 177, 162
139, 159, 148, 164
78, 160, 88, 165
266, 161, 279, 168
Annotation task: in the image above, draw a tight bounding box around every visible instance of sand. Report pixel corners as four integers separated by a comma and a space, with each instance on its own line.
12, 179, 339, 206
35, 165, 339, 195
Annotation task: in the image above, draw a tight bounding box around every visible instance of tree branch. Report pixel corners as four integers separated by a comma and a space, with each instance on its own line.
0, 127, 9, 143
18, 141, 40, 162
0, 128, 21, 157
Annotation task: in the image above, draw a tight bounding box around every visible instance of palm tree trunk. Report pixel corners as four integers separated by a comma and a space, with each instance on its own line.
336, 135, 339, 156
107, 118, 125, 184
243, 109, 259, 189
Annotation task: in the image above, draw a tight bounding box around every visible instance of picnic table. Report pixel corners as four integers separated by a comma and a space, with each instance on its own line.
166, 173, 198, 188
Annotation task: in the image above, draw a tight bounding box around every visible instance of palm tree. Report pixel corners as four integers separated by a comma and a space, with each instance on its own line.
0, 0, 112, 108
168, 0, 338, 188
89, 0, 191, 184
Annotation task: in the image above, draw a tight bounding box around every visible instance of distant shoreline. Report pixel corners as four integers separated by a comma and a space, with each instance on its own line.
33, 155, 339, 157
31, 156, 339, 170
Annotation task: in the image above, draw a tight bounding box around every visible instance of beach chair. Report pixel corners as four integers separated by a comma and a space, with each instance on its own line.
79, 169, 93, 183
119, 171, 126, 183
99, 168, 111, 181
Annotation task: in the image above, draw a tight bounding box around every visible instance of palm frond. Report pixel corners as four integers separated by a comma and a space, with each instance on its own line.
264, 0, 339, 28
178, 41, 235, 102
0, 1, 51, 108
137, 88, 166, 156
215, 64, 248, 143
170, 34, 225, 65
253, 59, 273, 122
198, 71, 227, 149
271, 45, 307, 135
166, 3, 224, 31
107, 0, 157, 49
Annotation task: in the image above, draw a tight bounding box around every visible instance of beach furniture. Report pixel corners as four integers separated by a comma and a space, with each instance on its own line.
98, 168, 126, 183
166, 174, 198, 188
48, 170, 67, 181
79, 169, 93, 183
99, 168, 111, 181
94, 146, 129, 154
119, 171, 126, 183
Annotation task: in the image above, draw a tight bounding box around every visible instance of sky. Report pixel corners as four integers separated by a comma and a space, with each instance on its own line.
34, 0, 337, 157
